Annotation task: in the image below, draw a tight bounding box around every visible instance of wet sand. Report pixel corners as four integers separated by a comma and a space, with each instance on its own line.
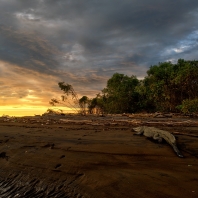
0, 114, 198, 197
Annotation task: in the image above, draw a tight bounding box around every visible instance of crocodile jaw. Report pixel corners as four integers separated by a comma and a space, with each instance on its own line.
133, 126, 143, 132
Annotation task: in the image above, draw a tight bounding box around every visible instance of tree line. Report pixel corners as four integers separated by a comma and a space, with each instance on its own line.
50, 59, 198, 114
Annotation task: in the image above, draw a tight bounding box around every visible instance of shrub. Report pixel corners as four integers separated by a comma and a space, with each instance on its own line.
177, 98, 198, 114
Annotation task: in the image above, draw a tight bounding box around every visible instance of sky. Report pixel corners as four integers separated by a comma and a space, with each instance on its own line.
1, 0, 198, 116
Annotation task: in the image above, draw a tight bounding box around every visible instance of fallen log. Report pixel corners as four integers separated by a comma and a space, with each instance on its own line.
172, 132, 198, 138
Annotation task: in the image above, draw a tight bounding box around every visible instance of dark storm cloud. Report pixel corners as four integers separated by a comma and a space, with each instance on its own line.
0, 25, 60, 74
1, 0, 198, 103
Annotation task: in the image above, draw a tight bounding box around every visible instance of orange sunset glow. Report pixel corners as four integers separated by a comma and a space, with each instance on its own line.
1, 61, 59, 116
0, 60, 82, 116
0, 60, 99, 116
0, 106, 47, 117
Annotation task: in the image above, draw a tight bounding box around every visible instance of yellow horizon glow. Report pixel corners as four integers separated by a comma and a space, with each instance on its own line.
0, 105, 76, 117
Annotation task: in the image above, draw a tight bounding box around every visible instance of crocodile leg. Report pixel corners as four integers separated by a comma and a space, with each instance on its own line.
153, 134, 163, 143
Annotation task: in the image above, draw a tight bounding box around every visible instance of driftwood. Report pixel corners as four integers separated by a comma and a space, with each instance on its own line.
60, 119, 92, 123
145, 120, 198, 127
172, 132, 198, 138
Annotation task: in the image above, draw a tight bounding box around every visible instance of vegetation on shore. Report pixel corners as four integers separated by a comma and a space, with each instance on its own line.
50, 59, 198, 114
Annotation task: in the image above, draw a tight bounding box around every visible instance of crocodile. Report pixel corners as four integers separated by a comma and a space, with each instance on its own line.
133, 126, 183, 158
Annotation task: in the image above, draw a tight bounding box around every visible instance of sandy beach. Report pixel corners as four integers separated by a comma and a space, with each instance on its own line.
0, 114, 198, 198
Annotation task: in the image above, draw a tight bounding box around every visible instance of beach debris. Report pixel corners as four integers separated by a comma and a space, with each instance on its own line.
173, 132, 198, 138
60, 119, 92, 124
91, 123, 104, 126
1, 113, 198, 127
153, 112, 173, 118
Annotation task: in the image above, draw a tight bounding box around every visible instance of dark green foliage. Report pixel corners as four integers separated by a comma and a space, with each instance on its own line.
89, 73, 139, 114
145, 61, 176, 111
102, 73, 139, 113
52, 59, 198, 114
137, 59, 198, 112
89, 59, 198, 114
79, 96, 89, 114
176, 98, 198, 114
88, 94, 106, 114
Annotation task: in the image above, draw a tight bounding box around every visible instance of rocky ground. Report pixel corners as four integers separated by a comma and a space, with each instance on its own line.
0, 113, 198, 198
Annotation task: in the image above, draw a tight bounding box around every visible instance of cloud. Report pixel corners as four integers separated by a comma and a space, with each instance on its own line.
0, 26, 60, 74
1, 0, 198, 111
0, 61, 60, 105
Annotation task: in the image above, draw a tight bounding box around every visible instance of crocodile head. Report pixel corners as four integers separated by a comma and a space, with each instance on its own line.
133, 126, 144, 134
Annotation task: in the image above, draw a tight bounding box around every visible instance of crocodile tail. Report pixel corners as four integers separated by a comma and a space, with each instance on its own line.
161, 133, 183, 158
172, 143, 184, 158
